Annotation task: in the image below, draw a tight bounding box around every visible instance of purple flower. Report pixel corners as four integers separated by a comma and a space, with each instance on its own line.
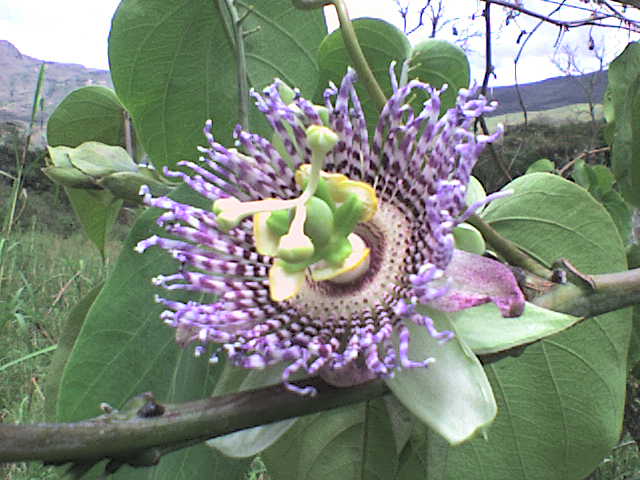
136, 68, 524, 395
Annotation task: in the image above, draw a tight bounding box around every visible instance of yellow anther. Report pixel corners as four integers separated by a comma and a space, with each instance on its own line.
332, 180, 378, 222
310, 233, 370, 282
269, 260, 306, 301
295, 165, 378, 222
253, 211, 280, 256
295, 164, 348, 188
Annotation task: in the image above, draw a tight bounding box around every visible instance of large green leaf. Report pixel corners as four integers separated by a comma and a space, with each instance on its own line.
262, 399, 397, 480
409, 39, 469, 116
385, 308, 496, 446
47, 86, 126, 148
316, 18, 410, 129
315, 21, 469, 131
44, 283, 103, 420
66, 188, 123, 260
604, 42, 640, 207
56, 184, 249, 478
108, 0, 326, 169
454, 302, 582, 355
416, 173, 631, 479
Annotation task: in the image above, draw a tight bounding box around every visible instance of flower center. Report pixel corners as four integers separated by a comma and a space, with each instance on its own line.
290, 201, 413, 319
212, 125, 380, 302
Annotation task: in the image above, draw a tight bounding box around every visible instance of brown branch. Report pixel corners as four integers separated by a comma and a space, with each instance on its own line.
0, 378, 389, 466
480, 0, 640, 30
478, 0, 512, 182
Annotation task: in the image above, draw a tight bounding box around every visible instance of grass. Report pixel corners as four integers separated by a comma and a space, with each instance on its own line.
486, 102, 605, 130
0, 224, 119, 480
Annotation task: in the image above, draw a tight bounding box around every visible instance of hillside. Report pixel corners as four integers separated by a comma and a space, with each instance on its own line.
0, 40, 112, 125
0, 39, 605, 128
489, 70, 607, 115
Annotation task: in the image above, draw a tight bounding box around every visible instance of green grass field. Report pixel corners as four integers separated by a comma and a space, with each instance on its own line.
0, 227, 117, 479
486, 103, 604, 130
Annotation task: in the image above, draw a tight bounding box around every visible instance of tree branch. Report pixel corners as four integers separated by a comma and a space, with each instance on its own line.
0, 378, 388, 466
478, 0, 512, 182
480, 0, 640, 30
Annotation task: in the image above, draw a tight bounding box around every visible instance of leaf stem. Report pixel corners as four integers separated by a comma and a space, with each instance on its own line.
467, 214, 553, 279
222, 0, 250, 129
331, 0, 387, 111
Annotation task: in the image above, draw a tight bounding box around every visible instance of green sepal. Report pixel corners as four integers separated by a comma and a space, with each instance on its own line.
267, 209, 292, 236
334, 193, 365, 236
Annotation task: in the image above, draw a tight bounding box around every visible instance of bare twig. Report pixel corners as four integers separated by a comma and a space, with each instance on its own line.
481, 0, 640, 30
478, 1, 512, 182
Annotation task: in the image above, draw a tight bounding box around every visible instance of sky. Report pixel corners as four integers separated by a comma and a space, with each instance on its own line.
0, 0, 638, 87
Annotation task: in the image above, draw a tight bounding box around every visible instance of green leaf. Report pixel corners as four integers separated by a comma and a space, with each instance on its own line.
465, 176, 486, 210
315, 21, 470, 132
589, 164, 616, 196
601, 189, 632, 243
409, 39, 470, 115
56, 184, 249, 478
454, 302, 582, 355
571, 158, 592, 189
525, 158, 555, 175
629, 307, 640, 370
604, 42, 640, 207
66, 142, 138, 177
109, 0, 326, 170
395, 425, 448, 480
47, 86, 127, 148
432, 172, 631, 479
384, 308, 496, 446
66, 188, 123, 259
207, 365, 297, 458
262, 399, 397, 480
316, 18, 410, 130
45, 283, 103, 420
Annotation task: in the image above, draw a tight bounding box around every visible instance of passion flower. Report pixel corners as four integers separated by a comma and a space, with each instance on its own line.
136, 67, 524, 395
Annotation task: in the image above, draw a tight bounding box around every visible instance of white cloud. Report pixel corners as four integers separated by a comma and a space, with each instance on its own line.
0, 0, 638, 85
0, 0, 120, 69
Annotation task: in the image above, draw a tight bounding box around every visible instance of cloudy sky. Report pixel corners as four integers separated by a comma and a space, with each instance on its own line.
0, 0, 638, 86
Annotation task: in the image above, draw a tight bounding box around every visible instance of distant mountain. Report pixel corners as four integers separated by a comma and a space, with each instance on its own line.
0, 39, 606, 129
0, 40, 112, 125
488, 71, 608, 115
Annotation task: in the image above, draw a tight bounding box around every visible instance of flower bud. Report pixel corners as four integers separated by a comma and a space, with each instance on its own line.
42, 166, 96, 189
453, 223, 486, 255
98, 172, 171, 205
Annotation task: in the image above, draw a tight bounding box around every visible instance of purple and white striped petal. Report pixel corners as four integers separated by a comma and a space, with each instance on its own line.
138, 67, 522, 395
